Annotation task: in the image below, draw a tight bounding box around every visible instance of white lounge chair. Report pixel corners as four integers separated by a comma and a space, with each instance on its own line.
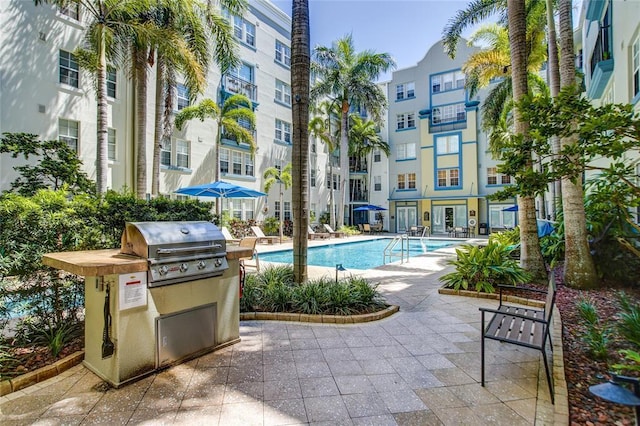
250, 226, 278, 244
323, 224, 345, 238
221, 226, 240, 244
308, 226, 330, 240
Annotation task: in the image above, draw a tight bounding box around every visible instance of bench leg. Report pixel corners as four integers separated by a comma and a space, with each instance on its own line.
541, 348, 554, 404
481, 310, 485, 387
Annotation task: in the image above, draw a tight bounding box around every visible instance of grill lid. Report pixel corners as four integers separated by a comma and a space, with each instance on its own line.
121, 221, 225, 259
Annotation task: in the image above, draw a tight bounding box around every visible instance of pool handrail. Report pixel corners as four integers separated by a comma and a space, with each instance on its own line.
383, 234, 409, 264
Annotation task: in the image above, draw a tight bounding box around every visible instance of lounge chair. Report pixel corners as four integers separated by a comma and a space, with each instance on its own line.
238, 237, 259, 271
250, 226, 278, 244
308, 226, 330, 240
323, 224, 345, 238
221, 226, 240, 244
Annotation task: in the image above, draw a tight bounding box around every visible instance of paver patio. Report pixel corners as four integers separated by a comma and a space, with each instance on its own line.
0, 237, 563, 425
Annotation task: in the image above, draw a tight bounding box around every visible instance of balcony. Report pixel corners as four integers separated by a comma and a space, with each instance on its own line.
349, 190, 368, 203
221, 129, 256, 150
349, 156, 368, 173
587, 24, 613, 99
222, 74, 258, 103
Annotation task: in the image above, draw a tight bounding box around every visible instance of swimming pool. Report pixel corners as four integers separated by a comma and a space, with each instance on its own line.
259, 238, 457, 270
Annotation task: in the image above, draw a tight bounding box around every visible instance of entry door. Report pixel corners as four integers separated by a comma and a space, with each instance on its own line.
396, 207, 417, 233
433, 205, 467, 234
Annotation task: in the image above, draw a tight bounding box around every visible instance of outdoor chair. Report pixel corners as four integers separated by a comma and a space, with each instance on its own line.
238, 237, 259, 272
250, 226, 278, 244
409, 225, 418, 236
323, 224, 345, 238
363, 223, 372, 234
221, 226, 240, 244
371, 223, 383, 233
308, 226, 330, 240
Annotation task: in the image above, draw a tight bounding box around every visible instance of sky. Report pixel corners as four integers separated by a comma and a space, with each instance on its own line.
270, 0, 480, 81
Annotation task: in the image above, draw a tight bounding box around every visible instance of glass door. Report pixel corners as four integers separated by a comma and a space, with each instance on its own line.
396, 207, 417, 233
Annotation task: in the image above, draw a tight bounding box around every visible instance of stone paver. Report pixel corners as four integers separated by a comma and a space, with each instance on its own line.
0, 236, 562, 425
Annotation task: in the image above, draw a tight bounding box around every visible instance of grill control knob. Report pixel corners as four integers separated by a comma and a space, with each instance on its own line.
197, 260, 206, 270
214, 258, 223, 267
180, 263, 189, 272
158, 265, 169, 276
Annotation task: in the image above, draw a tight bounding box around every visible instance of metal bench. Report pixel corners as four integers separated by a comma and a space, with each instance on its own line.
479, 275, 556, 404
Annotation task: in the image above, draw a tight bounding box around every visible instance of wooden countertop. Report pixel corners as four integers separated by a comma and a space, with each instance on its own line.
42, 246, 253, 277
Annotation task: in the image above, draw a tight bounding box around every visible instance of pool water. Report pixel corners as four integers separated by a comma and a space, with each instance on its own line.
259, 238, 457, 270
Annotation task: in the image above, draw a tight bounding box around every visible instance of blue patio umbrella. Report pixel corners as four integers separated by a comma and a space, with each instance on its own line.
502, 205, 519, 212
175, 180, 266, 198
353, 204, 387, 211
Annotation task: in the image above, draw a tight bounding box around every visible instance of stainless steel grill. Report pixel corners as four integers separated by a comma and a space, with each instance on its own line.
121, 221, 228, 287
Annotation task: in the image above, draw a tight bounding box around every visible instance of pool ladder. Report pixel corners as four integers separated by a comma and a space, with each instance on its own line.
383, 234, 410, 264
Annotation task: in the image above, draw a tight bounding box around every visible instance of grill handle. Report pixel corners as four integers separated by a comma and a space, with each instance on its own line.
156, 244, 222, 255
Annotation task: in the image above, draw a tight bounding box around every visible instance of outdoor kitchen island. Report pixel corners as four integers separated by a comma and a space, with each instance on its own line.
43, 241, 253, 388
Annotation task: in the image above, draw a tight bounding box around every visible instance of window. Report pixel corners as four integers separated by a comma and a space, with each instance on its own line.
220, 149, 229, 173
231, 199, 242, 219
396, 82, 415, 100
431, 71, 465, 93
310, 168, 316, 187
374, 149, 381, 162
437, 168, 460, 188
275, 119, 291, 144
275, 79, 291, 105
432, 103, 466, 125
244, 153, 254, 176
232, 151, 242, 174
311, 140, 316, 153
396, 143, 416, 160
284, 202, 291, 221
174, 140, 188, 168
275, 201, 280, 220
59, 50, 79, 88
177, 84, 189, 110
487, 167, 497, 185
436, 134, 459, 154
397, 173, 416, 190
275, 40, 291, 66
161, 139, 171, 166
224, 9, 255, 47
107, 66, 116, 98
58, 119, 79, 152
374, 175, 381, 191
108, 128, 116, 161
396, 112, 415, 130
327, 173, 340, 190
633, 35, 639, 98
58, 4, 79, 20
501, 174, 511, 185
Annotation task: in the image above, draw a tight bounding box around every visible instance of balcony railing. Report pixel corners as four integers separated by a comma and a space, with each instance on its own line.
223, 74, 258, 102
349, 157, 368, 173
590, 23, 611, 76
349, 190, 368, 203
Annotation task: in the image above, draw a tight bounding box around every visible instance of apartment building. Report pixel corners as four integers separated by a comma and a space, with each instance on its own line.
578, 0, 640, 185
386, 40, 516, 235
0, 0, 339, 224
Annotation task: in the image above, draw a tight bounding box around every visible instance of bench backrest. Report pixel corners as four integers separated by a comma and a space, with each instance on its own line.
544, 274, 557, 328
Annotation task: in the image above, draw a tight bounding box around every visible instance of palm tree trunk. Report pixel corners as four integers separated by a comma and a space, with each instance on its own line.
134, 47, 148, 199
215, 117, 222, 217
339, 102, 349, 227
558, 0, 598, 288
152, 55, 165, 197
291, 0, 310, 283
96, 31, 108, 196
508, 0, 547, 280
546, 0, 562, 218
279, 183, 284, 244
329, 162, 335, 229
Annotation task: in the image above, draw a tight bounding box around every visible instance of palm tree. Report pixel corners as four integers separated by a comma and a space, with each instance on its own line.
174, 94, 256, 213
34, 0, 152, 196
507, 0, 547, 280
545, 0, 562, 214
291, 0, 310, 284
558, 0, 598, 288
150, 0, 242, 197
311, 34, 395, 228
309, 100, 340, 229
263, 163, 292, 244
348, 115, 390, 208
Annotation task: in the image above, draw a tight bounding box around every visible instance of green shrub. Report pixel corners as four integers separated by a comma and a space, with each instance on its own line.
440, 242, 530, 293
0, 340, 17, 380
30, 320, 82, 358
262, 216, 279, 236
612, 350, 640, 374
240, 266, 386, 315
540, 233, 565, 267
577, 298, 610, 360
489, 227, 520, 246
617, 292, 640, 347
337, 225, 360, 236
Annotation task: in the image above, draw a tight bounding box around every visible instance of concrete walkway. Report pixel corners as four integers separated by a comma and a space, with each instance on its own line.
0, 237, 560, 425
